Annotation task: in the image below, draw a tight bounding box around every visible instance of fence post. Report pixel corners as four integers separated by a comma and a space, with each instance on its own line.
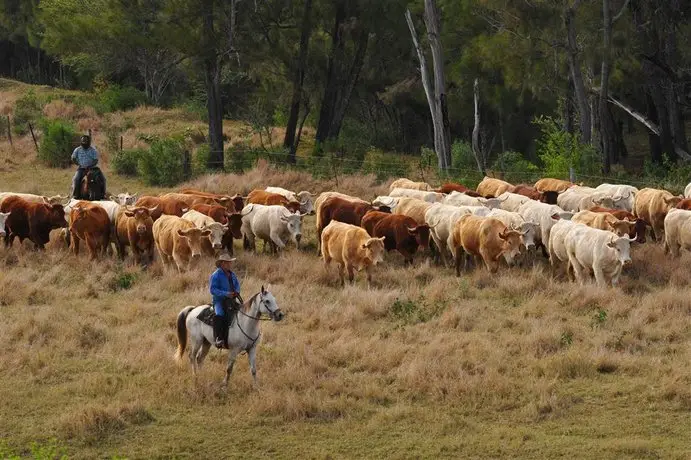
569, 166, 576, 183
120, 135, 123, 152
6, 115, 11, 146
182, 149, 191, 178
28, 122, 39, 153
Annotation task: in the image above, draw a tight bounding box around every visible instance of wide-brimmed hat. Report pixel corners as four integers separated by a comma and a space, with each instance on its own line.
216, 253, 236, 263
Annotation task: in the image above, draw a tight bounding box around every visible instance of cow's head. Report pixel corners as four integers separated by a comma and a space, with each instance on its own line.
499, 228, 523, 265
280, 211, 303, 247
284, 201, 302, 213
43, 195, 67, 205
607, 218, 636, 238
297, 191, 315, 215
214, 196, 236, 213
541, 191, 559, 205
516, 222, 539, 251
124, 206, 156, 234
231, 194, 245, 211
0, 211, 10, 236
226, 213, 243, 239
407, 224, 430, 249
111, 192, 138, 206
663, 195, 683, 209
362, 236, 386, 266
592, 195, 615, 209
632, 218, 648, 243
202, 222, 228, 250
607, 235, 634, 266
177, 227, 211, 258
483, 196, 506, 209
675, 198, 691, 210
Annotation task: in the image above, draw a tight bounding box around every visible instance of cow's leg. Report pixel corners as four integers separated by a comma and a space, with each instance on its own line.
71, 233, 80, 256
172, 253, 185, 273
365, 265, 375, 288
337, 263, 346, 286
115, 238, 126, 260
85, 234, 98, 260
346, 263, 355, 285
247, 344, 258, 387
269, 231, 286, 251
454, 248, 463, 277
592, 263, 608, 288
569, 256, 586, 285
223, 348, 241, 388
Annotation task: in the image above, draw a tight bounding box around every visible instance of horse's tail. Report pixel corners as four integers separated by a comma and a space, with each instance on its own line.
175, 306, 195, 361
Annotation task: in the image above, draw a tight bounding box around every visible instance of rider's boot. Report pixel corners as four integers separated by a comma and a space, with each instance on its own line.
213, 314, 227, 349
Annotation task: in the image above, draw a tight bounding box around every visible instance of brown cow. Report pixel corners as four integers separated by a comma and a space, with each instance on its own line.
372, 214, 430, 265
512, 184, 559, 205
572, 210, 636, 238
360, 210, 391, 236
534, 178, 574, 193
0, 196, 67, 249
189, 203, 242, 254
179, 189, 244, 211
161, 192, 236, 213
589, 206, 647, 243
321, 221, 386, 287
114, 206, 156, 264
135, 196, 188, 220
634, 188, 683, 241
476, 177, 515, 197
675, 198, 691, 210
70, 202, 111, 260
152, 215, 210, 272
246, 190, 301, 213
451, 215, 522, 274
317, 196, 374, 249
435, 182, 471, 195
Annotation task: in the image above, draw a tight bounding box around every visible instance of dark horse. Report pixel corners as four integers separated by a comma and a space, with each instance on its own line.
79, 167, 106, 201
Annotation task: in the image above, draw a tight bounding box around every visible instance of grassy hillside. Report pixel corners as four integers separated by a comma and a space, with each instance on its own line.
1, 81, 690, 459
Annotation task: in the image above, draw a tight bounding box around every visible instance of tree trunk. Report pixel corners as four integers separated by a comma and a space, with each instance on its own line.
565, 1, 591, 145
283, 0, 313, 163
202, 0, 224, 169
599, 0, 613, 173
471, 79, 485, 174
424, 0, 451, 170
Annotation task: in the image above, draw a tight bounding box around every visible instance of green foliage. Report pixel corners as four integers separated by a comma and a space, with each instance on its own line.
225, 144, 266, 173
361, 148, 408, 180
389, 297, 440, 325
112, 148, 145, 176
491, 150, 540, 184
0, 438, 68, 460
12, 90, 43, 135
97, 85, 147, 113
592, 308, 607, 328
192, 144, 211, 175
451, 140, 478, 172
109, 271, 137, 292
137, 137, 190, 186
38, 119, 77, 168
560, 331, 574, 347
534, 116, 600, 179
642, 154, 691, 193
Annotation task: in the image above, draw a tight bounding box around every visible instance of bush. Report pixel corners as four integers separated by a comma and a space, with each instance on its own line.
491, 151, 540, 184
451, 140, 479, 171
534, 115, 600, 179
225, 144, 266, 173
192, 144, 211, 175
12, 90, 43, 135
38, 119, 77, 168
97, 85, 147, 113
137, 137, 190, 186
361, 148, 408, 181
112, 148, 145, 176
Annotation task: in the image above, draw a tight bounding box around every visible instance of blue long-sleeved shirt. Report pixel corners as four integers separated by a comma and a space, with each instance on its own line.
71, 146, 99, 168
210, 268, 240, 305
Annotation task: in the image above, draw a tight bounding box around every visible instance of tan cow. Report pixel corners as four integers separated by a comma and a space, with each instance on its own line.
114, 206, 157, 264
161, 192, 235, 213
389, 178, 433, 192
572, 210, 636, 237
152, 215, 210, 272
451, 215, 522, 274
321, 221, 386, 287
181, 210, 228, 256
664, 209, 691, 257
557, 186, 615, 212
634, 188, 683, 240
534, 178, 574, 193
476, 176, 514, 197
393, 197, 434, 225
0, 192, 66, 208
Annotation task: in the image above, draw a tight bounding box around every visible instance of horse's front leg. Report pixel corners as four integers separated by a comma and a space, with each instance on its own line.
248, 344, 258, 387
222, 347, 241, 388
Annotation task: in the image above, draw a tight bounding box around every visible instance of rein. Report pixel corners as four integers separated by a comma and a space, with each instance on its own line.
234, 294, 278, 351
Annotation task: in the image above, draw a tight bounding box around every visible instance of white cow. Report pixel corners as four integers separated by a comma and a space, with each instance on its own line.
557, 186, 615, 212
547, 219, 583, 278
182, 210, 228, 255
265, 187, 314, 214
518, 201, 574, 256
372, 196, 400, 211
594, 183, 638, 211
441, 191, 505, 209
684, 183, 691, 199
664, 209, 691, 257
389, 188, 444, 203
496, 192, 531, 212
0, 211, 10, 237
486, 209, 539, 250
565, 225, 635, 287
109, 192, 139, 206
241, 204, 304, 252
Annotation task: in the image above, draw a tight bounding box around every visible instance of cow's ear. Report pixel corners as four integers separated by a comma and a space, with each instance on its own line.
550, 213, 561, 220
407, 226, 417, 235
177, 229, 187, 237
607, 240, 616, 248
124, 211, 135, 217
202, 230, 212, 236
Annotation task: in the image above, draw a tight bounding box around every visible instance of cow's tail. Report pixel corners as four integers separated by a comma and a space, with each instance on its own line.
175, 306, 195, 361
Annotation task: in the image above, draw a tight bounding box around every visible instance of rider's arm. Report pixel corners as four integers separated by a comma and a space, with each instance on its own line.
89, 147, 99, 166
209, 271, 230, 298
230, 272, 240, 295
71, 147, 79, 165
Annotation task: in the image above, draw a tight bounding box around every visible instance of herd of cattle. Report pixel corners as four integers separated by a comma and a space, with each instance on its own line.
2, 176, 691, 288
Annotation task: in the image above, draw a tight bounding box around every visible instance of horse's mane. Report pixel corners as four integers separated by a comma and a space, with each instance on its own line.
243, 291, 261, 313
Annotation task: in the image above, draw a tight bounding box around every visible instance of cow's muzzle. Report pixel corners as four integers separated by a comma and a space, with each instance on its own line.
136, 225, 146, 234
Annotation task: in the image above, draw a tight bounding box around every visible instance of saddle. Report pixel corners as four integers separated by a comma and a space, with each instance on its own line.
197, 299, 240, 327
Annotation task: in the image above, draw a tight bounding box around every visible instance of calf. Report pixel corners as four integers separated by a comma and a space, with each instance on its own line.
153, 215, 210, 272
191, 203, 243, 255
572, 210, 636, 238
0, 196, 67, 249
70, 203, 111, 260
372, 214, 429, 265
114, 206, 156, 264
634, 188, 683, 241
317, 196, 374, 249
321, 221, 386, 287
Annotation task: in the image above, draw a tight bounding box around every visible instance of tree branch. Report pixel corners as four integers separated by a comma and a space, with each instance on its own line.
612, 0, 630, 22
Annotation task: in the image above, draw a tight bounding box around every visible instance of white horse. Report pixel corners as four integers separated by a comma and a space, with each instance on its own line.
175, 286, 284, 386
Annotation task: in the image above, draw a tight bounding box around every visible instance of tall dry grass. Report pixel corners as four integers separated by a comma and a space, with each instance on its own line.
0, 169, 690, 457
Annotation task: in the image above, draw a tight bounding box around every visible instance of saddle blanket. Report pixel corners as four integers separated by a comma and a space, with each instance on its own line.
196, 305, 235, 327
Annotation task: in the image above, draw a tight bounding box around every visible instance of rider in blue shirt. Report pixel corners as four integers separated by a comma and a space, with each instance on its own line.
71, 135, 105, 199
209, 253, 241, 349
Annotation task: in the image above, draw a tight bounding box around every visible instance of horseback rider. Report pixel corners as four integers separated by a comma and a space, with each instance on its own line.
71, 135, 106, 199
210, 253, 242, 349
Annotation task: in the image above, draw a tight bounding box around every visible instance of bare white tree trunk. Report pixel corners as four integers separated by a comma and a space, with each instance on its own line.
471, 79, 484, 174
405, 4, 451, 170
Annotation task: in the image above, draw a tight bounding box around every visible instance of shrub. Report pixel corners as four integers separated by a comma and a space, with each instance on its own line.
534, 115, 600, 179
12, 90, 43, 135
137, 137, 190, 186
97, 85, 146, 113
361, 148, 408, 181
451, 140, 479, 171
192, 144, 211, 175
38, 119, 77, 168
226, 144, 266, 173
112, 148, 145, 176
491, 151, 540, 184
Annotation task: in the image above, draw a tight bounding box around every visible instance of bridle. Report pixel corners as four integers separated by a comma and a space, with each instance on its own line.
235, 293, 281, 350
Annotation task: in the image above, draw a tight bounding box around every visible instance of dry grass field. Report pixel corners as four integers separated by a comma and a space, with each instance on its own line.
1, 87, 690, 458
